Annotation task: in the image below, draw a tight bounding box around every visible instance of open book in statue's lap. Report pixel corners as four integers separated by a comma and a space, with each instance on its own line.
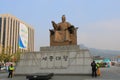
50, 15, 78, 46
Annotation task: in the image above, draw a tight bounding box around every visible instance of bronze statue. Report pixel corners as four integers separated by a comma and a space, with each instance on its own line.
51, 15, 72, 42
50, 15, 78, 46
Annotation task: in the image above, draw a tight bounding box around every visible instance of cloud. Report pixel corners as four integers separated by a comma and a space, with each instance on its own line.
88, 19, 120, 31
78, 19, 120, 50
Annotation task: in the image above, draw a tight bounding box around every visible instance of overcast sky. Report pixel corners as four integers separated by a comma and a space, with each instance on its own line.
0, 0, 120, 51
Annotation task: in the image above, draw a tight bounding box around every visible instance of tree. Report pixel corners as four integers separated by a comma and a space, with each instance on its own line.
0, 46, 21, 63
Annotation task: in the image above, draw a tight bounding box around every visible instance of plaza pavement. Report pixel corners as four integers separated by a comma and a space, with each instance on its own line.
0, 66, 120, 80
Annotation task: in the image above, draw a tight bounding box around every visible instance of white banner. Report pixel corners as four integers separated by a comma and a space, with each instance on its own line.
19, 23, 28, 50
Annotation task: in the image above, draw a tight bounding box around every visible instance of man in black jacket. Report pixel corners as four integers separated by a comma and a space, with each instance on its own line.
91, 61, 97, 77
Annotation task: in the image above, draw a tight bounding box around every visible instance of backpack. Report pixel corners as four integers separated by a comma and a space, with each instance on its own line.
91, 62, 96, 69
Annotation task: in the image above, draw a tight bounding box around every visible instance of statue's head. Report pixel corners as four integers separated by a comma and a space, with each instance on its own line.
62, 15, 66, 22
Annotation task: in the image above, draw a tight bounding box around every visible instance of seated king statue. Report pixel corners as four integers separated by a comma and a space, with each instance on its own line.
50, 15, 78, 46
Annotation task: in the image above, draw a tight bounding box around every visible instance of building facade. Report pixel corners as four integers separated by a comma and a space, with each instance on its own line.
0, 14, 34, 53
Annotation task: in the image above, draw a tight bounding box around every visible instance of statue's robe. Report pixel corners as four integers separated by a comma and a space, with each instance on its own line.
54, 22, 71, 42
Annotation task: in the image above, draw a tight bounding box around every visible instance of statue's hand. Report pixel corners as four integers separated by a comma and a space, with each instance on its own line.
51, 21, 57, 30
51, 21, 55, 24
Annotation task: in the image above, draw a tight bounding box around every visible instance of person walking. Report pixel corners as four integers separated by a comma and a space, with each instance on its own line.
91, 61, 97, 77
96, 63, 101, 76
8, 64, 15, 78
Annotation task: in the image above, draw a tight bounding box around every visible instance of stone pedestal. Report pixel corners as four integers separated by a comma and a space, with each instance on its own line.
15, 45, 92, 75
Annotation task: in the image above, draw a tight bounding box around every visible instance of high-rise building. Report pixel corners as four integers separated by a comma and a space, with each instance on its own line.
0, 14, 34, 53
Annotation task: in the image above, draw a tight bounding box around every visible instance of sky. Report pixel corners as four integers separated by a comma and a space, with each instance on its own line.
0, 0, 120, 51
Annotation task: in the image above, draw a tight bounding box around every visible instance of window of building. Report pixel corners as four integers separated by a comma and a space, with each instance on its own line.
0, 18, 2, 41
3, 18, 6, 47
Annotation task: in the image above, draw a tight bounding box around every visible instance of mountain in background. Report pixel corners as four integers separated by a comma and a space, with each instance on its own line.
80, 44, 120, 58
